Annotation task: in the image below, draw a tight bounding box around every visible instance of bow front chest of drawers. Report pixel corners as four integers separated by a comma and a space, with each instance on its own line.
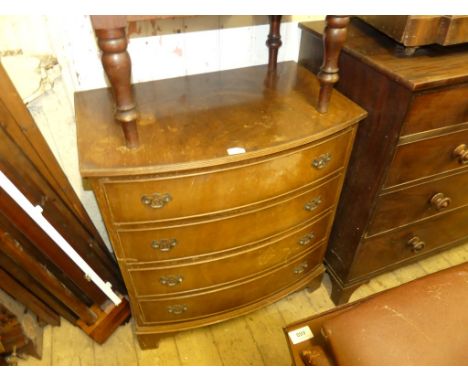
299, 19, 468, 304
76, 61, 366, 348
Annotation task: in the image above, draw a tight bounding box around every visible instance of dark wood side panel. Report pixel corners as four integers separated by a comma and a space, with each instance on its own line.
0, 109, 121, 294
0, 250, 77, 323
0, 267, 60, 326
298, 28, 412, 280
0, 64, 110, 261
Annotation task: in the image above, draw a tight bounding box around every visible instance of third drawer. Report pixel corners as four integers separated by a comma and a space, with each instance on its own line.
368, 169, 468, 235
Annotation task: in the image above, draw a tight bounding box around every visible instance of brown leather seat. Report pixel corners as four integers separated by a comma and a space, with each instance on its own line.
284, 262, 468, 366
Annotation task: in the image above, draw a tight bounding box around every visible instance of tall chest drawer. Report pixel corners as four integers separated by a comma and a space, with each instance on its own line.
349, 205, 468, 281
103, 129, 353, 224
368, 170, 468, 235
401, 84, 468, 136
384, 126, 468, 188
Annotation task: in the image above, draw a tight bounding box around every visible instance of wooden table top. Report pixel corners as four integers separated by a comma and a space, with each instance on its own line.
76, 61, 366, 177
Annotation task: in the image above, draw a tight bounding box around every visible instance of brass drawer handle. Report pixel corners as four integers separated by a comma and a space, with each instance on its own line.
167, 304, 188, 315
312, 153, 332, 169
293, 261, 309, 275
430, 193, 452, 211
453, 144, 468, 165
141, 192, 172, 209
304, 196, 322, 211
298, 233, 315, 246
160, 275, 184, 287
407, 236, 425, 253
151, 238, 177, 252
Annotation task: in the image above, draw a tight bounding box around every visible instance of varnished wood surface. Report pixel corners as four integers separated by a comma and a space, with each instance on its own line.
76, 61, 365, 177
384, 126, 468, 188
16, 244, 468, 365
300, 19, 468, 91
368, 170, 468, 236
102, 129, 353, 224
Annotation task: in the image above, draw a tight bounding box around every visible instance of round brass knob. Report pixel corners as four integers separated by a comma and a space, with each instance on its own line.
453, 144, 468, 165
430, 192, 451, 211
407, 236, 425, 253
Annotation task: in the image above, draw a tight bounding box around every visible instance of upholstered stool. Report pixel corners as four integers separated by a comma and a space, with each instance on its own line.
284, 262, 468, 366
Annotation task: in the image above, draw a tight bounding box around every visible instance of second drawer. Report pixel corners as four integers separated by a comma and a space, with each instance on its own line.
384, 126, 468, 188
125, 212, 332, 297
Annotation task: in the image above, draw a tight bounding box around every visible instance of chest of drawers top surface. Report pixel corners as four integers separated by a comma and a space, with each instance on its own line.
75, 61, 365, 177
300, 19, 468, 91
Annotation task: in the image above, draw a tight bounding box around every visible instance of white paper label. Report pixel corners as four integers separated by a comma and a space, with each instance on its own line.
288, 325, 314, 345
227, 147, 246, 155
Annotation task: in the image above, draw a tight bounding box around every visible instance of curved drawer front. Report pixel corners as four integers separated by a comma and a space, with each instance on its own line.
125, 212, 332, 296
368, 170, 468, 235
116, 175, 340, 262
384, 126, 468, 188
103, 129, 352, 224
349, 205, 468, 281
136, 245, 325, 324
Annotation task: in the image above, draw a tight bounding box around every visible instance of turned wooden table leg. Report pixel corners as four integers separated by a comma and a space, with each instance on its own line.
93, 25, 139, 148
266, 15, 282, 73
317, 15, 350, 113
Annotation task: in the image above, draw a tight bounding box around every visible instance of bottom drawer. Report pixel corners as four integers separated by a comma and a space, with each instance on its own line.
137, 243, 326, 324
349, 205, 468, 281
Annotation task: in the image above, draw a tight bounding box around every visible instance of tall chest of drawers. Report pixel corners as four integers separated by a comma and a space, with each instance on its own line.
299, 19, 468, 304
75, 62, 366, 347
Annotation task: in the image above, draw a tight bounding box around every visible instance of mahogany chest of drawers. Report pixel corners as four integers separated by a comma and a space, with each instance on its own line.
75, 61, 365, 347
299, 18, 468, 304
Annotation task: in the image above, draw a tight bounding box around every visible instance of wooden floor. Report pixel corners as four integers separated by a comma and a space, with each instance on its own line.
19, 243, 468, 366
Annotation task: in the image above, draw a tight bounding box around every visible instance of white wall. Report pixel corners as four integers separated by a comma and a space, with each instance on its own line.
0, 15, 323, 249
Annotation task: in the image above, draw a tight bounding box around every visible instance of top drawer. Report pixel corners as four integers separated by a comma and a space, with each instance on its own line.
102, 129, 353, 224
384, 126, 468, 188
401, 84, 468, 136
